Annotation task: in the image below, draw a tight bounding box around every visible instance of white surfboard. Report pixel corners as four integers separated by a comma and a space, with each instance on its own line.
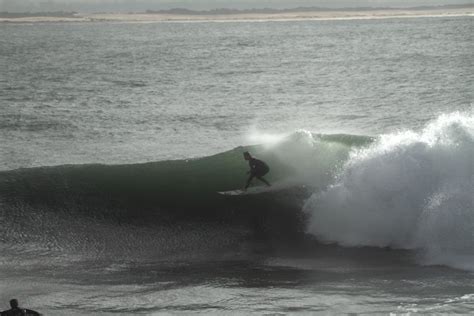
218, 181, 301, 196
218, 187, 269, 196
218, 189, 247, 196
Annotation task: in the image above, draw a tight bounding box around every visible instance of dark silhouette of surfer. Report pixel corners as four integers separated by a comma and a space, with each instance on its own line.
1, 299, 41, 316
243, 151, 271, 190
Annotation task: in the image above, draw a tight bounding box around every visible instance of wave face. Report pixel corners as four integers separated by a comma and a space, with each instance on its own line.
0, 132, 371, 260
0, 132, 368, 216
304, 112, 474, 271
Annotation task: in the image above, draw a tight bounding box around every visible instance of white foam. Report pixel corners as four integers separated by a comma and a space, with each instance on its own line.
304, 112, 474, 270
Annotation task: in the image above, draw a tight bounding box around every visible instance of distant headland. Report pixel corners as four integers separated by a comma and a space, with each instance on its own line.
1, 4, 472, 23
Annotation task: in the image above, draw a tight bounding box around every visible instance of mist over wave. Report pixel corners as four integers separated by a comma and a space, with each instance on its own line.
304, 112, 474, 270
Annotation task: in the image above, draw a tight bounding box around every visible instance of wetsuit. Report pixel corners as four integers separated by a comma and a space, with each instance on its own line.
248, 158, 270, 177
0, 308, 40, 316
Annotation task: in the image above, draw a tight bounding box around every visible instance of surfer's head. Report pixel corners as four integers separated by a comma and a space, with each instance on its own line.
10, 299, 18, 309
243, 151, 251, 160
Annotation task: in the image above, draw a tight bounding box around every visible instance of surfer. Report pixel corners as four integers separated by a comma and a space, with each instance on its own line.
1, 299, 41, 316
243, 151, 271, 190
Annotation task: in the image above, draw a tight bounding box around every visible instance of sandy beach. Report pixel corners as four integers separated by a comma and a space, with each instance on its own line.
1, 7, 473, 23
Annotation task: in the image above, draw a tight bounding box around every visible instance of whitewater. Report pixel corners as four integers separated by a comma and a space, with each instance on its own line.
1, 16, 473, 315
304, 112, 474, 271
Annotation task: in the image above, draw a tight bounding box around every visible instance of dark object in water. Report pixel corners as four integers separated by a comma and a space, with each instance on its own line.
0, 299, 41, 316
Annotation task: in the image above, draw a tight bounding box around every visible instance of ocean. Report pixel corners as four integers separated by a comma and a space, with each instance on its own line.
0, 16, 473, 315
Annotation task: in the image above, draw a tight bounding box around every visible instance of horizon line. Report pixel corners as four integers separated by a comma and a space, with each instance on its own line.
1, 3, 473, 15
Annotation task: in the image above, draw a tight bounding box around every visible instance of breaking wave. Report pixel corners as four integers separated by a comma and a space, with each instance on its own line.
304, 112, 474, 271
1, 112, 471, 271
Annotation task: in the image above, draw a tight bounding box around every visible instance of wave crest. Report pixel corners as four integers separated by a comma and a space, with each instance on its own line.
304, 112, 474, 270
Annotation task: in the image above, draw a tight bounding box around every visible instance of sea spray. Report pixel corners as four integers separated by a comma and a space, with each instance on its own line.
246, 129, 370, 187
303, 112, 474, 270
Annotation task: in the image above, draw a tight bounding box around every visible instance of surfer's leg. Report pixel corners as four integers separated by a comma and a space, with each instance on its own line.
256, 176, 271, 187
245, 174, 255, 189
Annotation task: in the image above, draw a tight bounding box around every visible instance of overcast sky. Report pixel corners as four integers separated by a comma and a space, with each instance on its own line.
0, 0, 470, 13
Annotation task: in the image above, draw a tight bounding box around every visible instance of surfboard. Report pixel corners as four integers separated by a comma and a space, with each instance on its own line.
218, 189, 247, 196
218, 181, 300, 196
218, 186, 271, 196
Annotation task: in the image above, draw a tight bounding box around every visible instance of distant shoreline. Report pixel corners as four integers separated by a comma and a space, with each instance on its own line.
1, 5, 473, 23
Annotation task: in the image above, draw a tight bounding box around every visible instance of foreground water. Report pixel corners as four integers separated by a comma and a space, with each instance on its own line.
2, 252, 474, 315
1, 16, 473, 314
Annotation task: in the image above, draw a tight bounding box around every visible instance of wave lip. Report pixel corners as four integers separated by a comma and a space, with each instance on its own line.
304, 112, 474, 270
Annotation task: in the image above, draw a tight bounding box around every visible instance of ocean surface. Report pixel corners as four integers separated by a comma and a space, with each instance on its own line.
0, 16, 473, 315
